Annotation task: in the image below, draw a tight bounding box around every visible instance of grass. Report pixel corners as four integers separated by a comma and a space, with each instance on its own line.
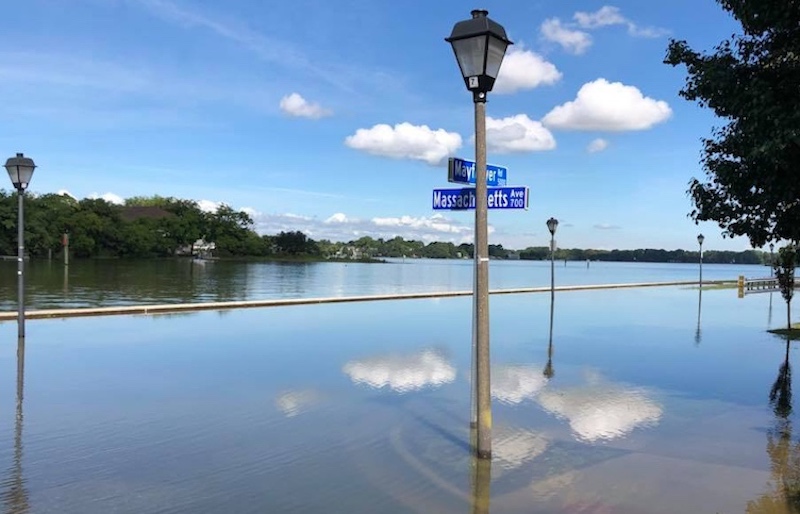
700, 282, 738, 291
768, 323, 800, 340
682, 282, 738, 291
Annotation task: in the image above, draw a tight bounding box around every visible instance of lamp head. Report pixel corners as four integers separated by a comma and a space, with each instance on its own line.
5, 153, 36, 191
546, 217, 558, 236
446, 10, 512, 98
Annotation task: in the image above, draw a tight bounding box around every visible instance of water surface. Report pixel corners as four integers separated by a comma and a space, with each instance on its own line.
0, 285, 794, 513
0, 258, 765, 310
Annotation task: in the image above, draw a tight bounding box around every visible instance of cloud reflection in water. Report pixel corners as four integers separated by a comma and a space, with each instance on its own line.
492, 365, 549, 405
342, 349, 455, 393
493, 426, 549, 470
537, 372, 662, 442
275, 389, 322, 417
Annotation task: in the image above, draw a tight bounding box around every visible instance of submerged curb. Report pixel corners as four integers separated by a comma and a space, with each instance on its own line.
0, 279, 732, 321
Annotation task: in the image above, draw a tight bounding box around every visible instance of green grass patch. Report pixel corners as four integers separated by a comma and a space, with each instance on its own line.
768, 325, 800, 340
700, 282, 738, 291
683, 282, 738, 291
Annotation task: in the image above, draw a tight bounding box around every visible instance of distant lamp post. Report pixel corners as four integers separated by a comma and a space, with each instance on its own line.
547, 218, 558, 302
697, 233, 705, 288
447, 9, 512, 461
5, 153, 36, 339
770, 243, 775, 277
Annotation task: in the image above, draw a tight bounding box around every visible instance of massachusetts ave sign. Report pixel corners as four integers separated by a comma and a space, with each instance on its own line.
432, 187, 529, 210
447, 157, 508, 187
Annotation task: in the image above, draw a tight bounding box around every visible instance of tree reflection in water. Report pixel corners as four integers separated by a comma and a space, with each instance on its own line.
1, 338, 29, 514
748, 339, 800, 513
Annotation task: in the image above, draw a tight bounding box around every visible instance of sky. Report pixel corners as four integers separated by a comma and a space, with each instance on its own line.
2, 0, 752, 251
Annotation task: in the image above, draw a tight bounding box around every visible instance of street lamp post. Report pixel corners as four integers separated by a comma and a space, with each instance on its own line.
447, 9, 512, 460
697, 233, 705, 288
547, 218, 558, 303
770, 243, 775, 277
5, 153, 36, 339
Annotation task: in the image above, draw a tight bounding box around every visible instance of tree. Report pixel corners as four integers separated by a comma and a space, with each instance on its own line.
665, 0, 800, 247
203, 204, 254, 256
775, 245, 798, 330
274, 231, 312, 255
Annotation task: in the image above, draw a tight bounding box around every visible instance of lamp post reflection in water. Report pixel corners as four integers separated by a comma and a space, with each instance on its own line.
544, 296, 555, 379
469, 457, 491, 514
695, 288, 702, 346
769, 292, 774, 326
2, 337, 30, 513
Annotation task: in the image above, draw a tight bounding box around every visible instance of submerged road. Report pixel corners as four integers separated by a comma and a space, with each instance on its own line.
0, 279, 732, 321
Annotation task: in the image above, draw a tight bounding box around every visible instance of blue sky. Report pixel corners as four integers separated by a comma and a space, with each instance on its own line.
2, 0, 750, 251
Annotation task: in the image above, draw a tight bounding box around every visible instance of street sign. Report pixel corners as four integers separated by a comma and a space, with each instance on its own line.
447, 157, 508, 186
432, 186, 529, 210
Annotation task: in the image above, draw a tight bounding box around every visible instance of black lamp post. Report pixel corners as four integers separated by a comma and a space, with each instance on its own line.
547, 218, 558, 302
770, 243, 775, 277
697, 233, 705, 288
447, 9, 512, 460
5, 153, 36, 339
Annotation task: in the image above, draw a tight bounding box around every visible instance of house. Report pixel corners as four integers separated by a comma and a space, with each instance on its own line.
192, 239, 216, 259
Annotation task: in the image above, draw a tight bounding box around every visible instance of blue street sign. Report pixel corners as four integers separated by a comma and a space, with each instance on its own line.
432, 187, 529, 210
447, 157, 508, 186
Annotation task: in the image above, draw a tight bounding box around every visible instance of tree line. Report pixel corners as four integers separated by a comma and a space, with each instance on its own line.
0, 191, 773, 264
0, 192, 325, 259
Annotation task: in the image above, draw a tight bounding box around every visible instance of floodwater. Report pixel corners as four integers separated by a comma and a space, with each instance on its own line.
0, 283, 794, 513
0, 258, 765, 310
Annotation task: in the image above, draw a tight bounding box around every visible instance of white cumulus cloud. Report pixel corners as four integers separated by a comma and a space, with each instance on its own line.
542, 78, 672, 131
345, 122, 462, 165
574, 6, 668, 38
587, 138, 609, 153
279, 92, 331, 119
247, 211, 481, 244
57, 189, 78, 200
372, 214, 476, 237
325, 212, 348, 224
540, 18, 592, 55
573, 6, 627, 28
88, 192, 124, 205
485, 114, 556, 153
342, 349, 456, 393
197, 199, 223, 212
494, 47, 562, 94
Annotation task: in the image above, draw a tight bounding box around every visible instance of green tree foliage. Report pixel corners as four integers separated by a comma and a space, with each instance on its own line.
774, 245, 797, 330
0, 192, 274, 259
274, 231, 318, 255
665, 0, 800, 247
421, 241, 457, 259
518, 247, 763, 264
0, 190, 781, 264
488, 244, 509, 259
